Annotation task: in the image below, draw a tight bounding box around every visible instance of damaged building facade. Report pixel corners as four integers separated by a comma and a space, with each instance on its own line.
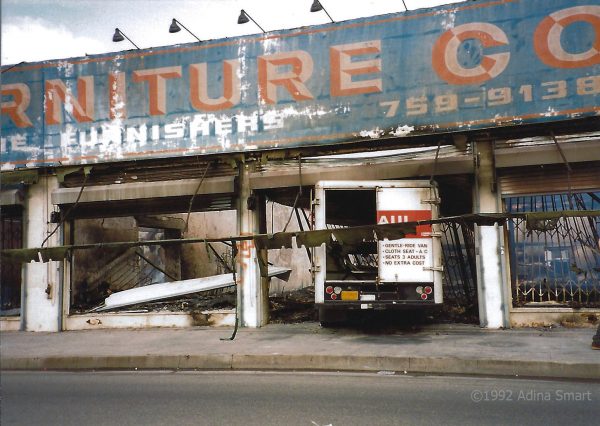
1, 0, 599, 332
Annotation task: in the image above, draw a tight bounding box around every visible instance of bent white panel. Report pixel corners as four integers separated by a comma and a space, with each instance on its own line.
95, 266, 290, 311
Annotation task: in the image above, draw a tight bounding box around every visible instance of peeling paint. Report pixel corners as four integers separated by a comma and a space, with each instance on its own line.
1, 0, 598, 168
391, 125, 415, 137
359, 128, 384, 139
56, 60, 75, 78
440, 11, 456, 30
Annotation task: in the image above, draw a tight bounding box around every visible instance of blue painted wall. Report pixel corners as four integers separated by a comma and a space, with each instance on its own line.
1, 0, 599, 169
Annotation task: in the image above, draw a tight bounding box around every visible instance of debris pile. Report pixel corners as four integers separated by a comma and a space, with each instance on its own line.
269, 286, 317, 323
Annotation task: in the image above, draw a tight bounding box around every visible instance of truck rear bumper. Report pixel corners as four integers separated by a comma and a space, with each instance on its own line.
316, 301, 440, 310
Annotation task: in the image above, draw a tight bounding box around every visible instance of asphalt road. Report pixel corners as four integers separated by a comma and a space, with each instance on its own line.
1, 371, 599, 425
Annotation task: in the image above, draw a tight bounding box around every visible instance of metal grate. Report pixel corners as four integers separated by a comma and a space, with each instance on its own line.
506, 192, 600, 307
1, 215, 22, 313
440, 221, 477, 308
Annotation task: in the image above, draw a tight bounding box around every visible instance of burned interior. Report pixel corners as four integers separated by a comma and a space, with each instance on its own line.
1, 204, 23, 317
67, 212, 238, 316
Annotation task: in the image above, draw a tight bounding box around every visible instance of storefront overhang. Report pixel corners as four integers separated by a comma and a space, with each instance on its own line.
250, 132, 600, 190
51, 176, 235, 205
0, 189, 24, 207
250, 146, 472, 190
495, 134, 600, 168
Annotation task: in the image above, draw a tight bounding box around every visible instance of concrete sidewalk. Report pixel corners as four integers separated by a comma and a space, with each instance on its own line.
1, 323, 599, 380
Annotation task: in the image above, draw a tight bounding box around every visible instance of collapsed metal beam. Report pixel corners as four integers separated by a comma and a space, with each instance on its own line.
3, 212, 598, 264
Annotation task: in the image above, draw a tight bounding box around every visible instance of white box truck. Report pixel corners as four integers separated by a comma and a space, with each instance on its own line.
312, 180, 443, 323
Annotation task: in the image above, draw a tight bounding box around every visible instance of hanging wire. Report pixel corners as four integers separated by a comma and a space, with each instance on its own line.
221, 240, 239, 341
549, 131, 574, 210
183, 160, 211, 235
429, 139, 442, 185
427, 139, 443, 217
282, 156, 302, 232
41, 171, 89, 248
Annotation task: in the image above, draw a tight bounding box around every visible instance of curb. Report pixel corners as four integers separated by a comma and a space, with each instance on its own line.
3, 354, 599, 380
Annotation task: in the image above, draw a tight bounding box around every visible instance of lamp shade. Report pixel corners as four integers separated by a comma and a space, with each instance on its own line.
310, 0, 323, 12
169, 19, 181, 33
112, 28, 124, 42
237, 10, 250, 24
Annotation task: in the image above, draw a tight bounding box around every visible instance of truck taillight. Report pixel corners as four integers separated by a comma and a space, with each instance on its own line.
421, 293, 428, 300
326, 286, 334, 294
424, 286, 432, 295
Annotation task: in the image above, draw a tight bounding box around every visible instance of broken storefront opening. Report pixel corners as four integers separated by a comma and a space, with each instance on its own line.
1, 204, 23, 317
3, 196, 599, 326
50, 162, 249, 320
2, 151, 599, 328
68, 214, 229, 314
69, 213, 241, 316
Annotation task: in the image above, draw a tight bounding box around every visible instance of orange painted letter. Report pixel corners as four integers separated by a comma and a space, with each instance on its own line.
432, 23, 509, 85
190, 60, 241, 111
258, 51, 314, 104
534, 6, 600, 69
330, 40, 382, 97
1, 83, 33, 128
45, 77, 95, 125
132, 66, 182, 116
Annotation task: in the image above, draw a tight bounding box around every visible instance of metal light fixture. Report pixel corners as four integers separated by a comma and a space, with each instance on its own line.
237, 10, 249, 24
169, 18, 201, 42
237, 9, 265, 33
310, 0, 334, 23
112, 28, 140, 49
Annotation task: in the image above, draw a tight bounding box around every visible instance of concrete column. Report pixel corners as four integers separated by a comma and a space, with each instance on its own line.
22, 176, 62, 332
474, 141, 509, 329
236, 161, 268, 327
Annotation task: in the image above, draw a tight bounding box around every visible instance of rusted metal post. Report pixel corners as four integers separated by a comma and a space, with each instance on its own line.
237, 160, 268, 327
